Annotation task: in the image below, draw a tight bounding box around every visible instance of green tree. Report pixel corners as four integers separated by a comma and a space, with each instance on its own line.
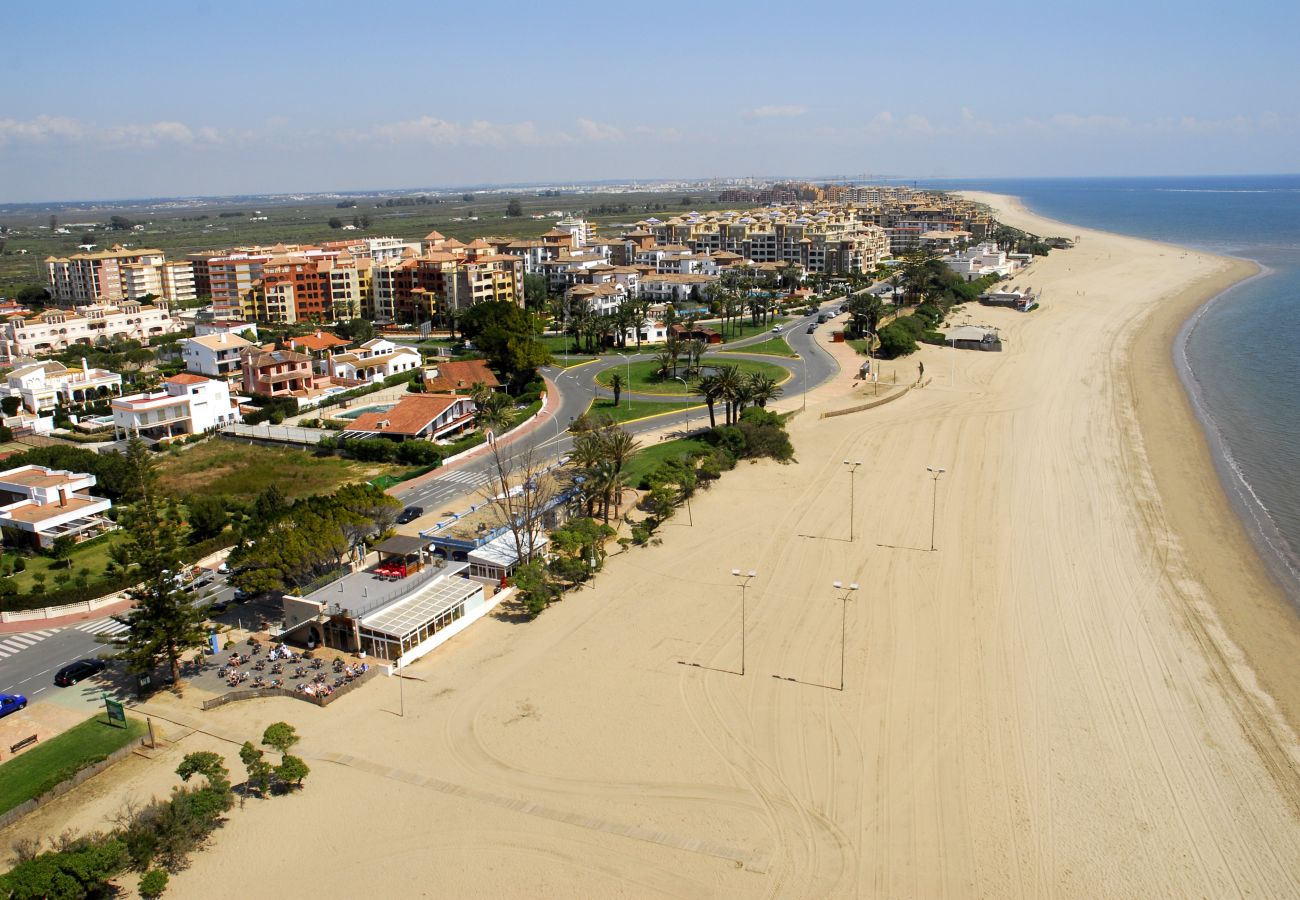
261, 721, 300, 755
522, 273, 548, 309
50, 534, 77, 568
877, 321, 918, 358
186, 495, 227, 541
0, 838, 129, 899
176, 751, 232, 795
140, 868, 169, 898
102, 438, 209, 692
511, 559, 558, 618
240, 741, 274, 797
506, 198, 523, 217
1, 396, 19, 416
275, 755, 310, 790
609, 371, 624, 407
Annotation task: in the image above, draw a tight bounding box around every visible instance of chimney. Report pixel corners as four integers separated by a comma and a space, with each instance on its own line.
58, 486, 68, 508
219, 333, 227, 344
81, 357, 89, 381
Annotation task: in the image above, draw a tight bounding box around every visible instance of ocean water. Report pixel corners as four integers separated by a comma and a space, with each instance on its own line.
920, 175, 1300, 598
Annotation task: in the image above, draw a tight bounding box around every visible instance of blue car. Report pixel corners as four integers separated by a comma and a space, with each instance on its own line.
0, 693, 27, 719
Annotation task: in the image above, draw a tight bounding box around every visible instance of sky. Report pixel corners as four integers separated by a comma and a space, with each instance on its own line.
1, 0, 1297, 202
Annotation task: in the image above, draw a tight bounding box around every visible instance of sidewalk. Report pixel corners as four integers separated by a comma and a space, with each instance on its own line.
0, 596, 134, 634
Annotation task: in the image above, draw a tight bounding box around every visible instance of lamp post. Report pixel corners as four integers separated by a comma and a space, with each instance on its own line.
833, 580, 859, 691
617, 352, 632, 409
732, 568, 756, 676
926, 466, 945, 552
800, 351, 807, 411
843, 460, 862, 542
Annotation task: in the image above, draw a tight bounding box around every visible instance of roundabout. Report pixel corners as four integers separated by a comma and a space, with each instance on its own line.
593, 356, 792, 397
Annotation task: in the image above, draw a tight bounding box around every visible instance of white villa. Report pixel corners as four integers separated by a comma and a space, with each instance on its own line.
1, 301, 182, 361
942, 242, 1021, 281
182, 332, 255, 378
111, 374, 243, 442
328, 338, 421, 385
0, 464, 115, 549
5, 359, 123, 413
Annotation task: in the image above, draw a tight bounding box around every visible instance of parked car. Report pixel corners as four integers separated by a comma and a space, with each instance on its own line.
54, 658, 106, 686
217, 561, 230, 575
396, 506, 424, 525
208, 599, 231, 615
232, 588, 251, 601
0, 693, 27, 719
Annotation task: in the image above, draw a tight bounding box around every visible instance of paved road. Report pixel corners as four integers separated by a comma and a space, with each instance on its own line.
394, 301, 844, 512
0, 575, 241, 708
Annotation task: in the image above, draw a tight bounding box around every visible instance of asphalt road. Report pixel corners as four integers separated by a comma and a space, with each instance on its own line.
0, 300, 847, 711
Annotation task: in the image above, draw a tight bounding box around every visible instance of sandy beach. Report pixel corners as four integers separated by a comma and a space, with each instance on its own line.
7, 195, 1300, 897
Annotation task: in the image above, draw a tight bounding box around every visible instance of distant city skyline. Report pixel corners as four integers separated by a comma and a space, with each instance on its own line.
2, 0, 1296, 203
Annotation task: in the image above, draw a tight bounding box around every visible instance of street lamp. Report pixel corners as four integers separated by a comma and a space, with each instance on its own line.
833, 580, 859, 691
616, 352, 633, 409
800, 351, 807, 411
732, 568, 756, 676
843, 460, 863, 542
926, 466, 946, 552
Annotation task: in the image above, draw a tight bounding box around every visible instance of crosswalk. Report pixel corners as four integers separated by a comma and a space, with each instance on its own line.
73, 618, 131, 638
0, 628, 61, 659
435, 468, 491, 488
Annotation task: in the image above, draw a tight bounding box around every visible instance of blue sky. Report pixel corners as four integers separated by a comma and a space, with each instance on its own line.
1, 0, 1296, 201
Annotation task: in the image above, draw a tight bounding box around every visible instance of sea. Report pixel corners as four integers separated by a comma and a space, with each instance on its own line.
918, 175, 1300, 602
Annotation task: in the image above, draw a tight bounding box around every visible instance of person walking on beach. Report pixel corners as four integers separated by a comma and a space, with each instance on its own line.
918, 361, 925, 383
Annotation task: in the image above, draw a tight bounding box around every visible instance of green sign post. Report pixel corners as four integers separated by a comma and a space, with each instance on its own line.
104, 696, 126, 728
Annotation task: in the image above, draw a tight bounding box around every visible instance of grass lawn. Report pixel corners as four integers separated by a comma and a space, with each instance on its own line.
156, 440, 395, 501
595, 358, 790, 395
847, 338, 874, 356
583, 398, 701, 425
708, 318, 791, 343
622, 437, 713, 487
4, 532, 124, 594
553, 356, 598, 368
0, 715, 147, 816
721, 335, 797, 358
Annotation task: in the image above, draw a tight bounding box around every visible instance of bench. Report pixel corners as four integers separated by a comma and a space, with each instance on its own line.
10, 734, 38, 754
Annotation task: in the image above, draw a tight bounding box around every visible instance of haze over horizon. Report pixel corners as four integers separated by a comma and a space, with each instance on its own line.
2, 0, 1296, 203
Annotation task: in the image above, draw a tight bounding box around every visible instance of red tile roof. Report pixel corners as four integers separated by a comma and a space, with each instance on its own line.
345, 394, 466, 437
423, 359, 500, 393
165, 373, 210, 385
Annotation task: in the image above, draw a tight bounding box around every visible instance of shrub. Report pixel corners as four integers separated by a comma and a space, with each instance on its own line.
394, 441, 440, 466
140, 868, 169, 898
0, 837, 129, 899
877, 322, 918, 358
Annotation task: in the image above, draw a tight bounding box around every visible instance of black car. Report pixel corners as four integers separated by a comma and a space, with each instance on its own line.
806, 323, 817, 333
55, 658, 106, 686
396, 506, 424, 524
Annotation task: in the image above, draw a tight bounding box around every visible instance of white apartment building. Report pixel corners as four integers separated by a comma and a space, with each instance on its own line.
5, 360, 123, 413
119, 259, 197, 305
0, 464, 115, 549
328, 338, 422, 385
112, 374, 242, 442
638, 273, 718, 303
0, 301, 181, 360
942, 242, 1019, 281
182, 332, 255, 377
553, 216, 594, 247
194, 319, 259, 341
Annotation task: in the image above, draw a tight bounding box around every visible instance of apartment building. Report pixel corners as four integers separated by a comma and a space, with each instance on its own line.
641, 205, 890, 274
0, 301, 181, 360
181, 332, 255, 377
46, 246, 168, 305
0, 465, 115, 549
207, 244, 340, 320
111, 374, 242, 442
372, 238, 523, 324
5, 360, 123, 413
120, 259, 197, 305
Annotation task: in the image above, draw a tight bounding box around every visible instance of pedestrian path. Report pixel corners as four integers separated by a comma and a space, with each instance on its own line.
0, 628, 61, 659
72, 618, 130, 637
434, 468, 491, 488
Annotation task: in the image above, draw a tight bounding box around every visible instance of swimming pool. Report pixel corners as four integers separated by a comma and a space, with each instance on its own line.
334, 403, 395, 420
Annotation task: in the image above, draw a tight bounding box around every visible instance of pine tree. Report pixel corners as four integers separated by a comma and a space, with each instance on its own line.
102, 438, 209, 694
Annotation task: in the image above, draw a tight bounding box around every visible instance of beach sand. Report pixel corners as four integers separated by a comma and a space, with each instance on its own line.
6, 196, 1300, 897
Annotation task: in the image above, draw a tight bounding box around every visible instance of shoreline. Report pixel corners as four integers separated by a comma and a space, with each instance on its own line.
964, 190, 1300, 750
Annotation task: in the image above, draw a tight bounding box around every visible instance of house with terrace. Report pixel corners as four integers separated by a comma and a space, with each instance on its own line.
338, 393, 476, 442
0, 464, 115, 549
112, 374, 243, 442
240, 347, 324, 399
182, 332, 255, 378
327, 338, 421, 386
5, 359, 123, 413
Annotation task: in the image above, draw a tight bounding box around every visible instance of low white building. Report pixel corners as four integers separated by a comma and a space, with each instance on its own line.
0, 301, 181, 360
111, 373, 242, 442
942, 242, 1020, 281
195, 319, 259, 341
328, 338, 421, 385
638, 273, 718, 303
0, 464, 115, 549
5, 359, 123, 413
182, 332, 255, 378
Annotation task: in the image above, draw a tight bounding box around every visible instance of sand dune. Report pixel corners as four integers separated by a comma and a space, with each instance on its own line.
7, 195, 1300, 897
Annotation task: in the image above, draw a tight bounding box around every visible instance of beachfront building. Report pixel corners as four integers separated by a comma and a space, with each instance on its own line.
943, 242, 1019, 281
5, 360, 123, 413
0, 301, 182, 360
45, 246, 167, 305
279, 546, 489, 667
371, 240, 524, 324
338, 394, 476, 441
0, 464, 115, 549
181, 332, 255, 378
327, 338, 421, 385
111, 374, 243, 441
639, 273, 718, 304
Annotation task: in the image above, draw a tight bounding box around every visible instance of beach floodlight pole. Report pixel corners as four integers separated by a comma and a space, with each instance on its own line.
844, 460, 863, 542
834, 581, 859, 691
732, 568, 757, 676
800, 352, 807, 411
927, 466, 946, 552
397, 658, 404, 718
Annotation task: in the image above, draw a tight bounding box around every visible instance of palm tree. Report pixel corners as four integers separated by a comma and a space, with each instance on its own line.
713, 364, 742, 425
694, 372, 723, 429
654, 349, 674, 381
610, 371, 625, 407
747, 373, 782, 408
685, 339, 706, 375
598, 425, 641, 481
729, 376, 756, 420
665, 336, 682, 379
569, 432, 606, 517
